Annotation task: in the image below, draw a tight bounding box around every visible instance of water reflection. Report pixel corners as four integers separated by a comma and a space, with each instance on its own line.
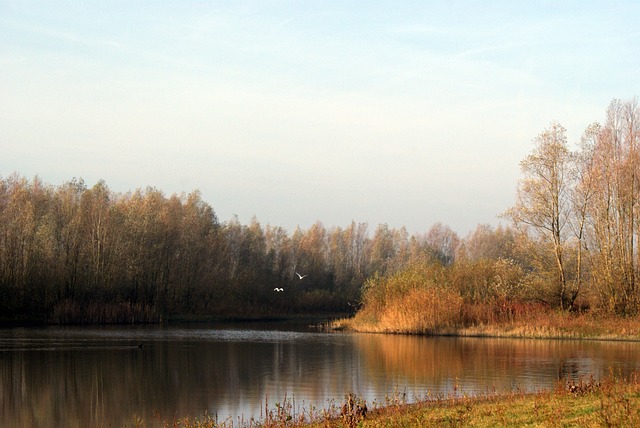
1, 325, 640, 427
354, 334, 640, 396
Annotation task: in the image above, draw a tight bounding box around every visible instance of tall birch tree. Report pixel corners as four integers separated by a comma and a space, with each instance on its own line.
505, 123, 576, 309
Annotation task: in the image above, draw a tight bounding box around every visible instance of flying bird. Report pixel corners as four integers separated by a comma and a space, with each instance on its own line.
273, 287, 284, 292
296, 272, 308, 280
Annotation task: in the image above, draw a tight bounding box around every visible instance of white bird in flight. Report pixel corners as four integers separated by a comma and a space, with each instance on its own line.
296, 272, 308, 280
274, 287, 284, 292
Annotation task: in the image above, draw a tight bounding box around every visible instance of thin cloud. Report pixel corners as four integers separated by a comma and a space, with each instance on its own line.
1, 17, 123, 50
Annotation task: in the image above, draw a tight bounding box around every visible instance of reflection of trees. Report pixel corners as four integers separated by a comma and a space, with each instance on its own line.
0, 334, 367, 426
354, 334, 640, 394
2, 331, 640, 427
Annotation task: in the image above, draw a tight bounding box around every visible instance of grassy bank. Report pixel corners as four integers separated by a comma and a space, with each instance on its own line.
333, 307, 640, 341
140, 372, 640, 427
322, 374, 640, 428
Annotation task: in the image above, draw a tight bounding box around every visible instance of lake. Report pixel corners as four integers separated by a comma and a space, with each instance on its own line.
2, 322, 640, 427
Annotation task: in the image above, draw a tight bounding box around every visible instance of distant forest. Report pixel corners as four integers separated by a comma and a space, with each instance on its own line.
0, 171, 458, 323
1, 97, 639, 324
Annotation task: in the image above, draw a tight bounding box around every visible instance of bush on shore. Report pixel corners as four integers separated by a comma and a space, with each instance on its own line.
341, 258, 640, 340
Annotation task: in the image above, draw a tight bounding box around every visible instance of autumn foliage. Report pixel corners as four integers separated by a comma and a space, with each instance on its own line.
1, 97, 639, 327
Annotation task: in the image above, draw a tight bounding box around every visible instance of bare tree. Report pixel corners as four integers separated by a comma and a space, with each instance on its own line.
505, 123, 577, 309
425, 222, 460, 266
586, 99, 640, 314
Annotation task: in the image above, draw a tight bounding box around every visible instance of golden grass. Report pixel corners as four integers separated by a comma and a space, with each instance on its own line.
334, 302, 640, 341
353, 288, 463, 334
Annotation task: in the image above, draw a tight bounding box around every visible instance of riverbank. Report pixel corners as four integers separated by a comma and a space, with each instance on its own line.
318, 373, 640, 427
0, 312, 349, 327
150, 372, 639, 427
332, 308, 640, 341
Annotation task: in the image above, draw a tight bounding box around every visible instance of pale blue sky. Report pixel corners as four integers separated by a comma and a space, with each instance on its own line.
1, 1, 639, 235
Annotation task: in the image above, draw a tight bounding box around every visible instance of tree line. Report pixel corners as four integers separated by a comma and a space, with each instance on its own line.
0, 175, 455, 323
1, 97, 638, 324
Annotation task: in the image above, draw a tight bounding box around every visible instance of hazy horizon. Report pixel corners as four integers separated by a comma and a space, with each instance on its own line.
2, 1, 639, 235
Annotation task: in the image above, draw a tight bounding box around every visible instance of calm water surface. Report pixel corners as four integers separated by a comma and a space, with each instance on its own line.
2, 322, 640, 427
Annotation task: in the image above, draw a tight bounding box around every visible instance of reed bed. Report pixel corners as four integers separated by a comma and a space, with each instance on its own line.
335, 300, 640, 341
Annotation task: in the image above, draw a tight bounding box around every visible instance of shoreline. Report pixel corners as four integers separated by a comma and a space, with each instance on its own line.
336, 327, 640, 342
5, 313, 640, 344
331, 316, 640, 342
147, 372, 640, 427
0, 312, 350, 328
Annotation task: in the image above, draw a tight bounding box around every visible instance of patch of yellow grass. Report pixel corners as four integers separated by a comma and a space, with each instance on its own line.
337, 305, 640, 341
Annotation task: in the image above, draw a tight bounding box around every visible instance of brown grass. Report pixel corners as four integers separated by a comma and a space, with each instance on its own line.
354, 287, 463, 334
335, 299, 640, 341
